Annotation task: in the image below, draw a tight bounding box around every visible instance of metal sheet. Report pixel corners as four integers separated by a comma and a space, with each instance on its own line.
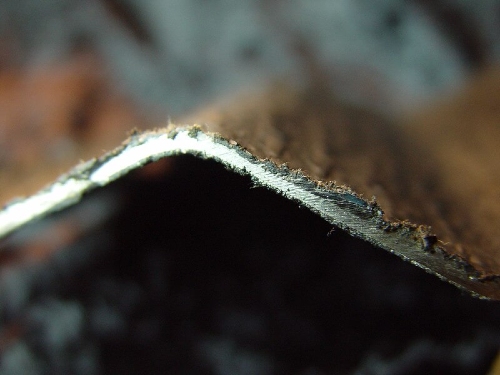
1, 86, 499, 299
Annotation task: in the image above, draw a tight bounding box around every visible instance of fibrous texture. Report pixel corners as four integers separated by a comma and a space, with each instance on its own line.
1, 87, 500, 299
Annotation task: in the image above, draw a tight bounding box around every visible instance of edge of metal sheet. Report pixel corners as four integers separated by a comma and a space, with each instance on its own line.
1, 125, 499, 299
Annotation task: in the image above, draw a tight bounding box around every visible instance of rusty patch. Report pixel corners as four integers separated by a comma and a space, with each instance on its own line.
2, 76, 500, 299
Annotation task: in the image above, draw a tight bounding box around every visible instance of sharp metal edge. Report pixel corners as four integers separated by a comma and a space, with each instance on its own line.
1, 125, 498, 299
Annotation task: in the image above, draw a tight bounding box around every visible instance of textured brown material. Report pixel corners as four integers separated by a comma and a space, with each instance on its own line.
400, 68, 500, 278
186, 82, 500, 296
2, 77, 500, 299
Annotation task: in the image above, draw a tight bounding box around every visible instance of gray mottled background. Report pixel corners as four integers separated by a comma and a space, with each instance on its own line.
2, 0, 500, 114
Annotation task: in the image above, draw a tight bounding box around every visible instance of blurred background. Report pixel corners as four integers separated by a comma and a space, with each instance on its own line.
2, 0, 500, 203
2, 1, 500, 374
3, 0, 500, 113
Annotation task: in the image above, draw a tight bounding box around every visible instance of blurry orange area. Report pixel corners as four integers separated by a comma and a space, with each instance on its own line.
489, 350, 500, 375
135, 158, 175, 179
0, 53, 152, 206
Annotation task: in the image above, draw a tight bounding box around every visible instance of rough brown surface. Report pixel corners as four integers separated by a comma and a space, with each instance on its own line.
187, 80, 500, 289
401, 68, 500, 278
2, 69, 500, 298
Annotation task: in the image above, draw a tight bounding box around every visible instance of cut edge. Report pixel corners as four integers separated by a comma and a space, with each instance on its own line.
0, 125, 499, 299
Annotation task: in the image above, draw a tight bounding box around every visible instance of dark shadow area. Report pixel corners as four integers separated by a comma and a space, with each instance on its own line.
1, 155, 500, 374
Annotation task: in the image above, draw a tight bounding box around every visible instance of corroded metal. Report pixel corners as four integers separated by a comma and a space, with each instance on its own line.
1, 86, 500, 299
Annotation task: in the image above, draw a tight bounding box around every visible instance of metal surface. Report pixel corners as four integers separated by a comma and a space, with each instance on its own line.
1, 86, 500, 299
